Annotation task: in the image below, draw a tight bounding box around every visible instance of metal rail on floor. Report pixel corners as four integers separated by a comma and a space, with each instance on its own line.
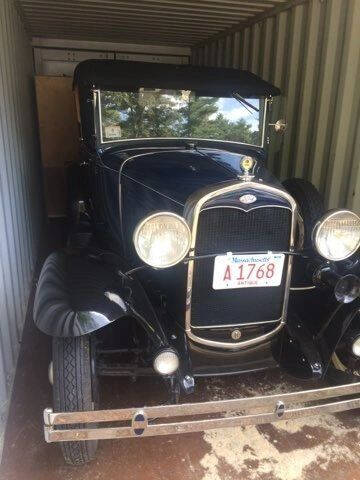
44, 382, 360, 442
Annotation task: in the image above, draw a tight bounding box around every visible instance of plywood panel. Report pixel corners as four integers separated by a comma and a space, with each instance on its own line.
35, 76, 79, 216
42, 167, 67, 219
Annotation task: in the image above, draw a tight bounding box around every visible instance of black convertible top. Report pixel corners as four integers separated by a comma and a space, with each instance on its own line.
73, 59, 280, 98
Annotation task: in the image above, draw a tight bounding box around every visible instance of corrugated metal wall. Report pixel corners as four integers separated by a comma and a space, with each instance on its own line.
192, 0, 360, 213
0, 0, 42, 440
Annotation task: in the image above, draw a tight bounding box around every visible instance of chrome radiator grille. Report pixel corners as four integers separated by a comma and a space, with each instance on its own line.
190, 206, 292, 328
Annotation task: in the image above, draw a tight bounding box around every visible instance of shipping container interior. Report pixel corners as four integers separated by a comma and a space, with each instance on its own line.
0, 0, 359, 465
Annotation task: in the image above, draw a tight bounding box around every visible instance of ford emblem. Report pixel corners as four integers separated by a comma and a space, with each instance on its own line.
239, 194, 257, 204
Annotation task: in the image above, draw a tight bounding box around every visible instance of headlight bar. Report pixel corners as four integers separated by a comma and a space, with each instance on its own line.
125, 250, 306, 277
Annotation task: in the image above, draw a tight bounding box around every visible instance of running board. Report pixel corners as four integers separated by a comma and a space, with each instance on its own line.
44, 381, 360, 442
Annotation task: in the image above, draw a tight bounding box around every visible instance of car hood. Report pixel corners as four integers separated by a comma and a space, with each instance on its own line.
102, 145, 281, 206
122, 149, 238, 205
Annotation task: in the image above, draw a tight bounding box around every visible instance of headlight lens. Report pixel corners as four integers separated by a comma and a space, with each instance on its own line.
352, 337, 360, 357
153, 349, 179, 375
133, 212, 191, 268
313, 210, 360, 261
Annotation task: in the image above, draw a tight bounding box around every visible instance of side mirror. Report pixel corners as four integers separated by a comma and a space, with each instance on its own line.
269, 119, 287, 134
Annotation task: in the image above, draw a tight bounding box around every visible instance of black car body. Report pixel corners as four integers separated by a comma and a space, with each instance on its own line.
34, 60, 360, 465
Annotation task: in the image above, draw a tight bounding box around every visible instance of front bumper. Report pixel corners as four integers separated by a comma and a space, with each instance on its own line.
44, 381, 360, 442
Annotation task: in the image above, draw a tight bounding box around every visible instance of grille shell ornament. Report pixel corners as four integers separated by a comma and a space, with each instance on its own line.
231, 329, 242, 340
239, 194, 257, 204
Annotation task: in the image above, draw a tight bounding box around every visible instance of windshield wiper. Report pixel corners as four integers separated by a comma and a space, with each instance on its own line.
233, 93, 259, 114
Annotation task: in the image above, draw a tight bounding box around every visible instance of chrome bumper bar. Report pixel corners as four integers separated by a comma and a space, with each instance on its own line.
44, 382, 360, 443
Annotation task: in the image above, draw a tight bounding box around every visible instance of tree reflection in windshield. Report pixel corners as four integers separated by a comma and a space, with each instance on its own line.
100, 89, 261, 145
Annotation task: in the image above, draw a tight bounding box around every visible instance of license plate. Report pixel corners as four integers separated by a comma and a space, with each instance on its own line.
212, 253, 285, 290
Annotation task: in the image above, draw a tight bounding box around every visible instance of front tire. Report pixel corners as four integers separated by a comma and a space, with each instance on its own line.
283, 178, 325, 288
282, 178, 325, 248
52, 335, 98, 465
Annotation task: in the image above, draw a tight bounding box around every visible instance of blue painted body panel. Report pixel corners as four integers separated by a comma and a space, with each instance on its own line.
96, 140, 288, 263
99, 140, 283, 210
121, 150, 235, 205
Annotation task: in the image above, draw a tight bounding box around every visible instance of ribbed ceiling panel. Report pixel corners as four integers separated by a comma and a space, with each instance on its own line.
17, 0, 290, 46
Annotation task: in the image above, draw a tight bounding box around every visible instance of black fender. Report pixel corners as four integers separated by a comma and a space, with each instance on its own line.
277, 314, 323, 379
316, 298, 360, 375
33, 250, 167, 349
278, 300, 360, 379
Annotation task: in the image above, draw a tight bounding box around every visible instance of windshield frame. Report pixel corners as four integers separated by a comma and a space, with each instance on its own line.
93, 89, 270, 149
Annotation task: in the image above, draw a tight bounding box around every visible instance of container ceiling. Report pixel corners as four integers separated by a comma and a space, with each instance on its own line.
17, 0, 291, 47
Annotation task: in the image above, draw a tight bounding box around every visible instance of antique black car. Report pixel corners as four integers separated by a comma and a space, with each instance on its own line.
34, 60, 360, 465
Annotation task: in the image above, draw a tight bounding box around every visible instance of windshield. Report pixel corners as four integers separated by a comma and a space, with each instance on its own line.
98, 89, 265, 146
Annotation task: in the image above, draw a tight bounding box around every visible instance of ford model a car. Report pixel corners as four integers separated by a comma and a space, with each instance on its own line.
34, 60, 360, 465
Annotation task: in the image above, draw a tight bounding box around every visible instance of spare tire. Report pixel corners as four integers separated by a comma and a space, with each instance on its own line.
282, 178, 325, 249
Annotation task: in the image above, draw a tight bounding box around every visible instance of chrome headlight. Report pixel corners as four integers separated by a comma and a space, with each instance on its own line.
313, 210, 360, 261
133, 212, 191, 268
153, 349, 179, 375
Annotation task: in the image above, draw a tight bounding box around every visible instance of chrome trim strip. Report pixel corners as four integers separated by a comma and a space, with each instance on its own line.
95, 90, 105, 144
261, 97, 269, 147
190, 318, 281, 330
44, 381, 360, 442
202, 204, 292, 213
108, 145, 261, 157
187, 321, 285, 350
183, 180, 298, 350
100, 136, 263, 148
290, 286, 316, 291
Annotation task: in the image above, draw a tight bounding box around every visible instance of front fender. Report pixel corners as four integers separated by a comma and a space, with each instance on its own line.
33, 251, 167, 348
317, 298, 360, 375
